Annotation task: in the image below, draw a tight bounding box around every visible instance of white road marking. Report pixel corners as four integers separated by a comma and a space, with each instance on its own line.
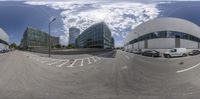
67, 59, 78, 67
95, 56, 101, 60
40, 58, 57, 63
56, 60, 69, 67
0, 53, 8, 56
91, 56, 97, 62
44, 58, 60, 63
48, 60, 65, 66
176, 62, 200, 73
87, 58, 91, 64
125, 55, 130, 60
80, 59, 84, 66
121, 66, 128, 70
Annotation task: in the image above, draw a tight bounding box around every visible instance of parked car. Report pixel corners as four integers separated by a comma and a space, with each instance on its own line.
142, 50, 160, 57
0, 49, 9, 53
0, 49, 6, 53
188, 50, 200, 56
164, 48, 187, 58
133, 49, 143, 54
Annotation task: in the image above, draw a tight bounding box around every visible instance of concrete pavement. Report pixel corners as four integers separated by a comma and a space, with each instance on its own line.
1, 50, 200, 98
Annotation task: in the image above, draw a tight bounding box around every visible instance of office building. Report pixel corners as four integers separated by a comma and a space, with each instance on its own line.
76, 22, 114, 48
124, 17, 200, 51
0, 28, 9, 50
20, 27, 59, 49
69, 27, 80, 46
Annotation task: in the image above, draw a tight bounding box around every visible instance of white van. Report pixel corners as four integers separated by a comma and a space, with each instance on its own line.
164, 48, 187, 58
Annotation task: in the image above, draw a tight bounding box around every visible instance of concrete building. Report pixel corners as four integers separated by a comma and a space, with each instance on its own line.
124, 17, 200, 52
20, 27, 59, 50
68, 27, 80, 46
76, 22, 114, 48
0, 28, 9, 51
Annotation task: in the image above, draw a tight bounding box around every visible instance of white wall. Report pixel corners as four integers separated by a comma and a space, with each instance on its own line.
139, 41, 144, 49
148, 38, 175, 49
125, 38, 200, 52
133, 43, 138, 49
0, 43, 8, 50
180, 39, 198, 49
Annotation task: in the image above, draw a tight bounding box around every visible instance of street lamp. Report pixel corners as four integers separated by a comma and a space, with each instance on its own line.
48, 17, 56, 58
134, 32, 140, 50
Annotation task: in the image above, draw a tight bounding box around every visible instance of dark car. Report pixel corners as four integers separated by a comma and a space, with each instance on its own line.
0, 50, 6, 53
188, 50, 200, 56
0, 49, 9, 53
142, 50, 160, 57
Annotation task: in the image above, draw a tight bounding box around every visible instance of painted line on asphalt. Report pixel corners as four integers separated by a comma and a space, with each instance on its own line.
91, 56, 97, 62
48, 60, 65, 66
80, 59, 84, 66
125, 55, 130, 60
56, 60, 69, 67
87, 58, 91, 64
0, 53, 8, 56
176, 62, 200, 73
67, 59, 78, 67
95, 56, 101, 60
121, 66, 128, 70
44, 58, 60, 63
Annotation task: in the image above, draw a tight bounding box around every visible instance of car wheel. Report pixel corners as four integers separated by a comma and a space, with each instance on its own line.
165, 54, 170, 58
183, 54, 187, 57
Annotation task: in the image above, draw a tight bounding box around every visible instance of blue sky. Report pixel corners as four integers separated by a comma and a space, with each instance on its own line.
1, 1, 200, 47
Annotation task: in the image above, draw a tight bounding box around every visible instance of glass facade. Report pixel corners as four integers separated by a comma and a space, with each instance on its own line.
0, 39, 8, 46
76, 22, 114, 48
125, 31, 200, 46
20, 27, 59, 49
69, 27, 80, 46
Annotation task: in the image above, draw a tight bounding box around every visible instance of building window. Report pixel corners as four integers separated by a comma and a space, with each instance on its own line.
128, 31, 200, 45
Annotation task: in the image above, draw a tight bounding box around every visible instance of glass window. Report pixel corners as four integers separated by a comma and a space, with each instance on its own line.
128, 31, 200, 45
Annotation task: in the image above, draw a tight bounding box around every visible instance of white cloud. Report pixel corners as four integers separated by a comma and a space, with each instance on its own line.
25, 1, 160, 47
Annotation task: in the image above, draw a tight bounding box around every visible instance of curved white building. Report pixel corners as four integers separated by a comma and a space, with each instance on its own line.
0, 28, 9, 50
124, 17, 200, 51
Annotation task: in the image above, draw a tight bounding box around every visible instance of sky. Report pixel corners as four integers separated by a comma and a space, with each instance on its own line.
1, 0, 200, 47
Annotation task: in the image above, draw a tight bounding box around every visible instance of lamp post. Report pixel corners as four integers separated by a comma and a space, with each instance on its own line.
134, 32, 140, 50
48, 17, 56, 58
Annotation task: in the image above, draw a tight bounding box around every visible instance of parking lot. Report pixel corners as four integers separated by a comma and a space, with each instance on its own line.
1, 50, 200, 98
23, 51, 102, 68
123, 48, 200, 59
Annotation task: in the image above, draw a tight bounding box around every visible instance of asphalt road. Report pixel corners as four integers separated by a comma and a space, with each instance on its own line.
1, 50, 200, 99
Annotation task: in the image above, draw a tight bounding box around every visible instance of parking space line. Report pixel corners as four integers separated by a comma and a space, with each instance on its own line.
91, 57, 97, 62
67, 59, 78, 67
87, 58, 91, 64
80, 59, 84, 66
95, 56, 101, 60
44, 58, 60, 63
48, 60, 65, 66
125, 55, 130, 60
40, 58, 56, 63
56, 60, 69, 67
176, 62, 200, 73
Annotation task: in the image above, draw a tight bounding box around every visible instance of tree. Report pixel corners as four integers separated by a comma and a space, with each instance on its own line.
67, 44, 74, 49
9, 43, 18, 49
55, 44, 61, 48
